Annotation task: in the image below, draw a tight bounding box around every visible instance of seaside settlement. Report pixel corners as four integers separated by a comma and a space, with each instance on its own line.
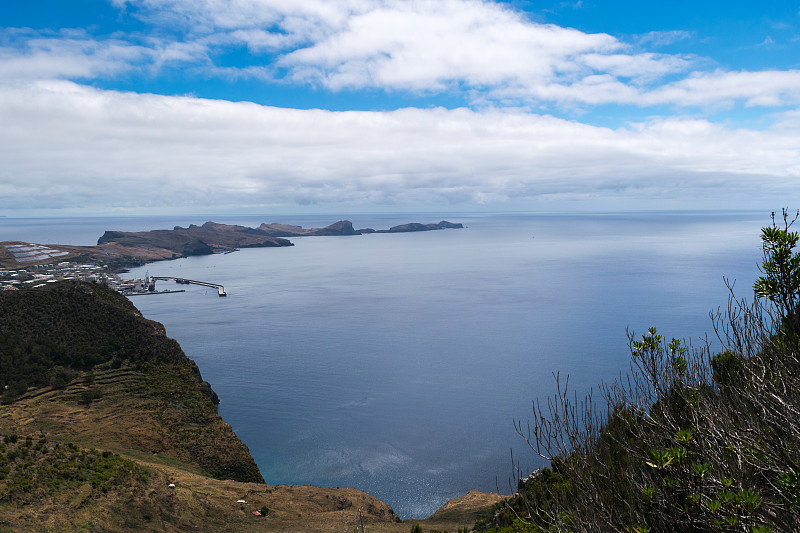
0, 258, 181, 296
0, 221, 464, 295
0, 243, 220, 296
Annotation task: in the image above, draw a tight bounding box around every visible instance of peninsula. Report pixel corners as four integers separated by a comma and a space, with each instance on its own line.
0, 219, 463, 271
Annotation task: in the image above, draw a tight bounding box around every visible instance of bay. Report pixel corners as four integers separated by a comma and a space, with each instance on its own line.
1, 211, 765, 518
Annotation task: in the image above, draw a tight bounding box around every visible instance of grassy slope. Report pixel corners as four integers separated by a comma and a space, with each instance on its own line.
0, 282, 499, 532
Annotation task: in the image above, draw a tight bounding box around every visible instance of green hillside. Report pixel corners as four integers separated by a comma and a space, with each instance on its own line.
0, 281, 263, 484
0, 280, 495, 532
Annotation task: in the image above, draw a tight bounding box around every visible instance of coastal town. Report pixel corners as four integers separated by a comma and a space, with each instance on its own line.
1, 257, 150, 295
1, 241, 116, 291
1, 220, 462, 296
0, 242, 225, 296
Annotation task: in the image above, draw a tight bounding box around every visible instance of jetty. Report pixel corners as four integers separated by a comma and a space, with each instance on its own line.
148, 276, 226, 296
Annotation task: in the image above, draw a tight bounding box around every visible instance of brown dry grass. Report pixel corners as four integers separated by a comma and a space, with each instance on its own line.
0, 375, 504, 532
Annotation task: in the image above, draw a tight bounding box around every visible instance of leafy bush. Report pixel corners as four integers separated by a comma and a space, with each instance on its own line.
484, 212, 800, 532
79, 387, 103, 405
0, 437, 148, 504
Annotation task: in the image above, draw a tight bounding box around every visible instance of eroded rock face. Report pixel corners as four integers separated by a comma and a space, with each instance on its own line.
97, 230, 127, 244
96, 225, 293, 254
436, 221, 463, 229
256, 220, 359, 237
426, 490, 507, 523
308, 220, 359, 236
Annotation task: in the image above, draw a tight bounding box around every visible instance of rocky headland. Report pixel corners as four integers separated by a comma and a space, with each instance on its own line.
0, 219, 462, 271
96, 219, 464, 258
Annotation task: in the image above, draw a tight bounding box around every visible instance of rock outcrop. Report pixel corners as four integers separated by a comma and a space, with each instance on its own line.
358, 220, 464, 233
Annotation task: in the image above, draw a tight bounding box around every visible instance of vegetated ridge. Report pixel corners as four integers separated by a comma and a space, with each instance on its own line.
479, 210, 800, 532
0, 281, 262, 482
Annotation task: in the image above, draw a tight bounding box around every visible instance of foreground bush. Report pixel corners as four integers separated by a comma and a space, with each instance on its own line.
483, 210, 800, 532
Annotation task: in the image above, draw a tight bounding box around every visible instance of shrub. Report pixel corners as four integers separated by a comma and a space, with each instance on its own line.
78, 388, 103, 405
488, 212, 800, 532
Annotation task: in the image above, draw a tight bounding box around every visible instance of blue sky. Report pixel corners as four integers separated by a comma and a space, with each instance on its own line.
1, 1, 800, 215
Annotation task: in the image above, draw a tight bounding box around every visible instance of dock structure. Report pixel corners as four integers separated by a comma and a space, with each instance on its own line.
148, 276, 226, 296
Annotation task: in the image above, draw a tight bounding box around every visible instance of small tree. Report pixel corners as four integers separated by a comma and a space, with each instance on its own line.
753, 208, 800, 320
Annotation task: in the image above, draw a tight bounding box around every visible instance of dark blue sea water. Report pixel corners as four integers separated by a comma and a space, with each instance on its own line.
0, 211, 764, 518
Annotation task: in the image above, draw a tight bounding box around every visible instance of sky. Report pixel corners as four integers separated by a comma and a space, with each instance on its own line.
1, 0, 800, 216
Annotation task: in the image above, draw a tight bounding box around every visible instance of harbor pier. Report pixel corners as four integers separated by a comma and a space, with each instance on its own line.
148, 276, 226, 296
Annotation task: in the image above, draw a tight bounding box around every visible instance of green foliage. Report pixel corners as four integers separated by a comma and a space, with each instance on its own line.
78, 387, 103, 405
0, 436, 148, 504
753, 209, 800, 315
482, 211, 800, 533
776, 470, 800, 505
0, 281, 186, 403
710, 350, 743, 388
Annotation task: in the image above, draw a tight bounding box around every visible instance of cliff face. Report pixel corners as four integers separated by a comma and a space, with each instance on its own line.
256, 220, 360, 237
0, 281, 263, 483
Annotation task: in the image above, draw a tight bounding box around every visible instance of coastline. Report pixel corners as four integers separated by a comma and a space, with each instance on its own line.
0, 280, 503, 530
0, 217, 503, 525
0, 218, 463, 272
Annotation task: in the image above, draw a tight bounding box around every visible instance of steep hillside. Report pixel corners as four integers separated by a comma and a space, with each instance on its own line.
0, 281, 262, 483
0, 280, 498, 532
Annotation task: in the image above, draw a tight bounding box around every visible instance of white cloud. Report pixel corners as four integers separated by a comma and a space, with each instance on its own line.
103, 0, 700, 104
2, 1, 798, 111
0, 81, 797, 213
102, 0, 800, 109
111, 0, 369, 39
0, 28, 212, 82
0, 30, 152, 81
279, 0, 624, 92
646, 70, 800, 108
636, 30, 693, 48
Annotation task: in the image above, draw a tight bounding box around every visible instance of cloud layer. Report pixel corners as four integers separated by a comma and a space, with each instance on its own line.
1, 0, 799, 213
1, 80, 797, 213
4, 0, 800, 110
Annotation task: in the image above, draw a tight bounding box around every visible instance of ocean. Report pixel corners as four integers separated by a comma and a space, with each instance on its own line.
0, 211, 765, 518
